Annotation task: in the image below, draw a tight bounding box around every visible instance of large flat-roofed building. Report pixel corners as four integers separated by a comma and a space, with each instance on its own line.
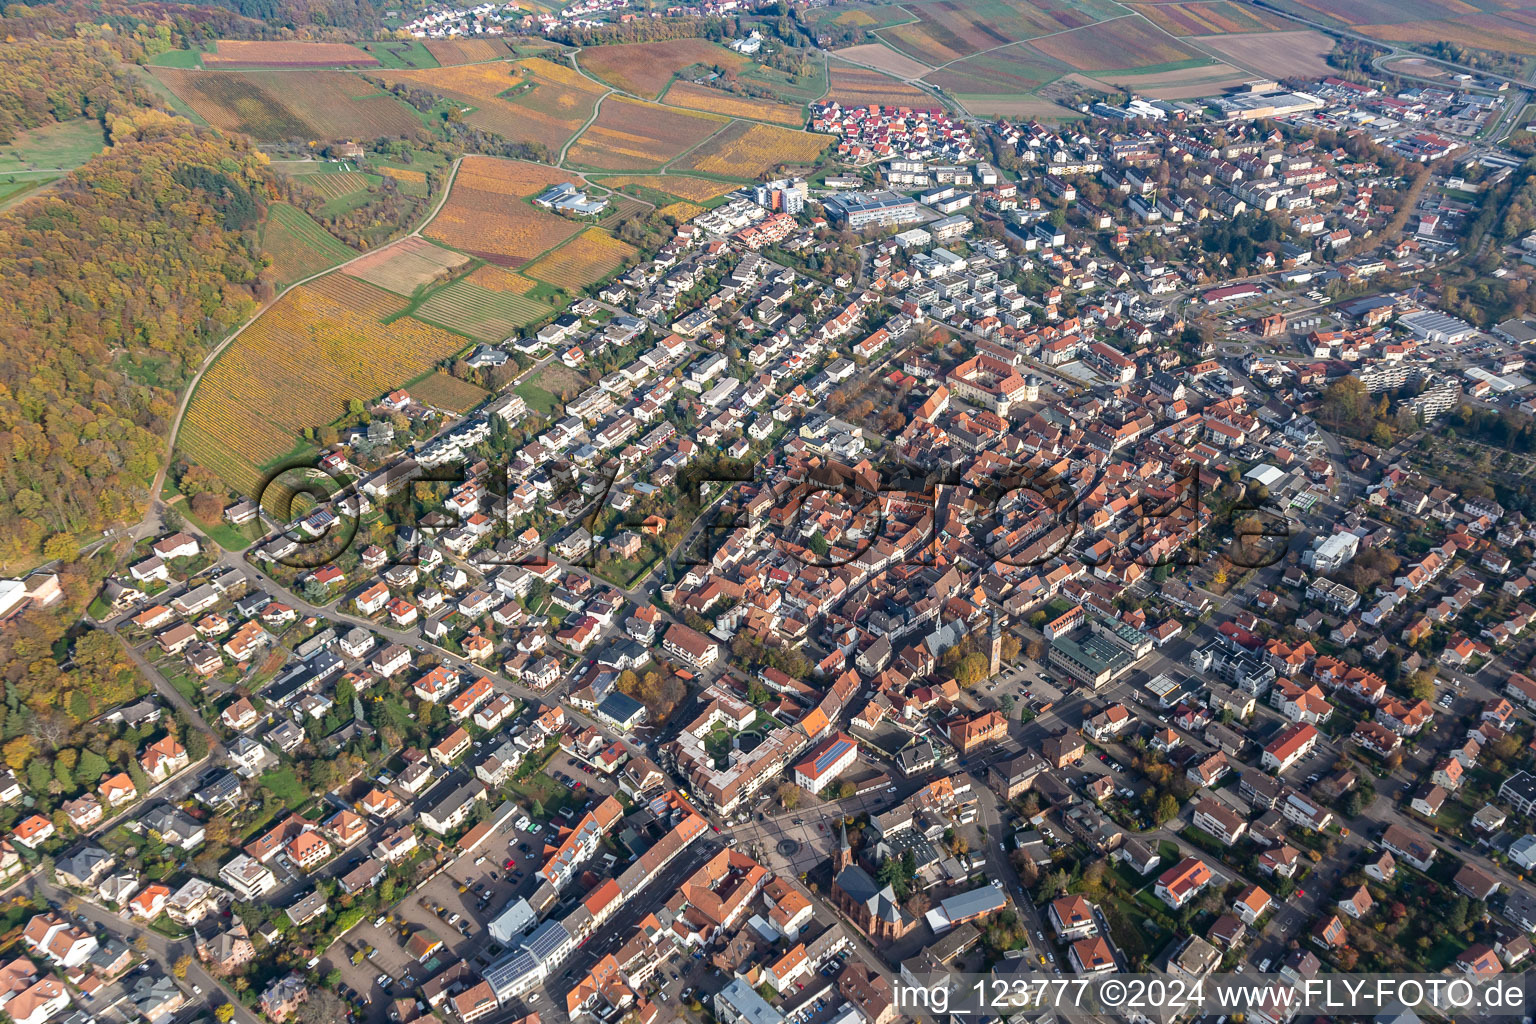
1049, 630, 1134, 689
824, 191, 922, 229
1398, 310, 1478, 344
1212, 88, 1323, 121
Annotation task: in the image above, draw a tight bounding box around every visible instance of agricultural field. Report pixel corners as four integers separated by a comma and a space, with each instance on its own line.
343, 237, 470, 295
424, 155, 582, 265
414, 278, 555, 342
825, 63, 938, 108
565, 97, 725, 170
377, 164, 430, 193
294, 170, 371, 201
597, 174, 741, 202
578, 38, 747, 98
152, 68, 419, 141
1202, 29, 1335, 78
679, 121, 829, 178
1095, 59, 1253, 98
1029, 15, 1207, 71
662, 81, 805, 126
179, 274, 468, 494
203, 39, 379, 67
831, 43, 936, 80
411, 371, 491, 413
879, 0, 1124, 63
523, 228, 638, 290
925, 44, 1068, 97
803, 3, 918, 30
354, 39, 439, 68
1352, 13, 1536, 55
378, 58, 605, 152
1264, 0, 1476, 29
1262, 0, 1536, 51
258, 203, 356, 289
1129, 1, 1289, 36
465, 264, 539, 293
657, 200, 706, 221
423, 38, 515, 65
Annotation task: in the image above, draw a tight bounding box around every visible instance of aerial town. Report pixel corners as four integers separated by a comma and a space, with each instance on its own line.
6, 3, 1536, 1024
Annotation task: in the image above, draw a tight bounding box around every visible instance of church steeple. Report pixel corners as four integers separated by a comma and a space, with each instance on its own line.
989, 612, 1003, 677
834, 820, 853, 872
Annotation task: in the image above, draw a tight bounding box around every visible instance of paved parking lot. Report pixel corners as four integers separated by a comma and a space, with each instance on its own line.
328, 818, 549, 1014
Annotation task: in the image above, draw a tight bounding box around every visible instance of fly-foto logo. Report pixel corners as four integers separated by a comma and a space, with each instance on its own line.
252, 450, 1292, 574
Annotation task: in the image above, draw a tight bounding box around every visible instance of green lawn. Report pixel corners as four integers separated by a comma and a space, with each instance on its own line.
180, 500, 257, 552
156, 661, 200, 705
260, 767, 308, 808
514, 380, 562, 417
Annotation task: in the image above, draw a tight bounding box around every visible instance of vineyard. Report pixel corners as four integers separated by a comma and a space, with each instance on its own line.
1274, 0, 1475, 28
523, 228, 637, 290
1129, 1, 1288, 35
424, 156, 582, 265
657, 201, 706, 221
662, 81, 804, 125
1352, 13, 1536, 54
926, 44, 1067, 97
153, 68, 419, 141
411, 371, 491, 413
879, 0, 1118, 62
566, 97, 725, 170
680, 121, 828, 179
579, 38, 747, 98
259, 203, 356, 289
180, 275, 469, 494
203, 39, 379, 67
599, 174, 740, 202
296, 171, 371, 200
377, 58, 605, 151
1030, 16, 1204, 70
466, 264, 539, 293
824, 64, 938, 109
343, 237, 470, 295
414, 278, 555, 342
423, 38, 514, 65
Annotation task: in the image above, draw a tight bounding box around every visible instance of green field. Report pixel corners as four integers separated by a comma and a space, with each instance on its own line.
356, 39, 440, 68
413, 278, 555, 343
803, 3, 917, 29
0, 119, 106, 176
259, 203, 357, 289
147, 47, 208, 68
737, 59, 829, 108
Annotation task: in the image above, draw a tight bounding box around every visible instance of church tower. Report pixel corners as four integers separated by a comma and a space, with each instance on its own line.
989, 612, 1003, 677
834, 821, 853, 872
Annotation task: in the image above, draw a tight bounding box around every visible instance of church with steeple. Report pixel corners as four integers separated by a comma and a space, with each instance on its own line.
829, 821, 917, 942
